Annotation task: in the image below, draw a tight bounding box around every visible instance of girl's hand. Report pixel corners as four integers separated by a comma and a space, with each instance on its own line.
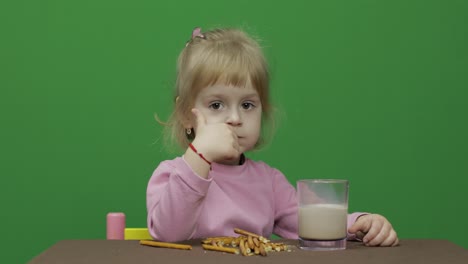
190, 108, 241, 163
348, 214, 399, 247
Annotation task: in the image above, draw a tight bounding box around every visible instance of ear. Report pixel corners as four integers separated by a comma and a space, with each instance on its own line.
182, 109, 195, 130
183, 122, 193, 130
175, 96, 196, 129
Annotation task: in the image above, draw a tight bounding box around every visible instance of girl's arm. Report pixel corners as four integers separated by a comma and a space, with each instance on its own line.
146, 158, 212, 242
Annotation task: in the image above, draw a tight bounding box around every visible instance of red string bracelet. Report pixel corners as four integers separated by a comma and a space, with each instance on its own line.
189, 143, 212, 167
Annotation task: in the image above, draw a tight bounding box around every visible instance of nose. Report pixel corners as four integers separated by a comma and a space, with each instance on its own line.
226, 108, 242, 127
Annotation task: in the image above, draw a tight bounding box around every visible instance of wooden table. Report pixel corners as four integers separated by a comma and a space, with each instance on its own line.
28, 239, 467, 264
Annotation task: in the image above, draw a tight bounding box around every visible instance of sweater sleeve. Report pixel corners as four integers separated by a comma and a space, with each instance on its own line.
146, 158, 212, 242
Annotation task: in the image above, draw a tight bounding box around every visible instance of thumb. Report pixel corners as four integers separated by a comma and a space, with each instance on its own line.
191, 108, 206, 129
348, 215, 370, 234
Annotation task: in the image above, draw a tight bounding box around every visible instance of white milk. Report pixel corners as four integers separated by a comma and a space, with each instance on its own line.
298, 204, 347, 240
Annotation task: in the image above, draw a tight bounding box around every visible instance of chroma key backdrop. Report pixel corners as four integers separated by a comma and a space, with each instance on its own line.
1, 1, 467, 263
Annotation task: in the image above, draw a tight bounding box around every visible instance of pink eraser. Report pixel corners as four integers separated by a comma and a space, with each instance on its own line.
106, 212, 126, 240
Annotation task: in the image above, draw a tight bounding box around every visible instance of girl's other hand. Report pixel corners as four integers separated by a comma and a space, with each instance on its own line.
348, 214, 399, 247
191, 108, 241, 163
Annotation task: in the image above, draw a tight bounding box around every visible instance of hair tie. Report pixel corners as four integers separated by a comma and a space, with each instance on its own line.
191, 27, 204, 39
186, 27, 205, 47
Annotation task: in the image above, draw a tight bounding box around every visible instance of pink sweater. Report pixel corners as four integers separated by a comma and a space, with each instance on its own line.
146, 157, 364, 242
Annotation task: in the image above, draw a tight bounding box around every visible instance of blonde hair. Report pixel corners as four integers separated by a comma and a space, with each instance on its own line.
164, 28, 273, 150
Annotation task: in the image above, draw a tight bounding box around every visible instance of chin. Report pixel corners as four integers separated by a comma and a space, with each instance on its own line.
240, 146, 254, 153
239, 138, 259, 153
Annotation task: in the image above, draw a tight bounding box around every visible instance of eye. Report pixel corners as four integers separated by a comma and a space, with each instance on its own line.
242, 102, 255, 110
209, 102, 223, 110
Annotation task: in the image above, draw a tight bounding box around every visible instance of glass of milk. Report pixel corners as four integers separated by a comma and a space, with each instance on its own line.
297, 179, 349, 250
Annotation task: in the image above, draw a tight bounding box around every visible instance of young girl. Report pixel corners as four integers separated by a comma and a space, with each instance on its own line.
147, 27, 399, 247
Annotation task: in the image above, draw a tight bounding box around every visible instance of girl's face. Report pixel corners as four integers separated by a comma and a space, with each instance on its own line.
192, 83, 262, 154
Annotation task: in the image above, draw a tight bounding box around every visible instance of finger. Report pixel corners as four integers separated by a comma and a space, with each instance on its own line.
229, 136, 241, 158
362, 220, 383, 244
366, 224, 390, 246
389, 229, 399, 247
368, 221, 395, 246
348, 222, 363, 234
379, 230, 398, 247
225, 126, 240, 151
231, 139, 239, 150
348, 215, 370, 234
191, 108, 207, 129
232, 133, 240, 152
356, 231, 366, 240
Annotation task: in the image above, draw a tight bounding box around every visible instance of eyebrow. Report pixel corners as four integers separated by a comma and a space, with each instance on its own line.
204, 93, 260, 100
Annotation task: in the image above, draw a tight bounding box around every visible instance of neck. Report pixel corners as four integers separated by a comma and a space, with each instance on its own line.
217, 154, 245, 166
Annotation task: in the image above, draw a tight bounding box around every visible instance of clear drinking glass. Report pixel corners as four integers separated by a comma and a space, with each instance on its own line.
297, 179, 349, 250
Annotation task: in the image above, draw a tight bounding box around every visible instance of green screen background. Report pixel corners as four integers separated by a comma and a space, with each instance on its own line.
1, 0, 467, 263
